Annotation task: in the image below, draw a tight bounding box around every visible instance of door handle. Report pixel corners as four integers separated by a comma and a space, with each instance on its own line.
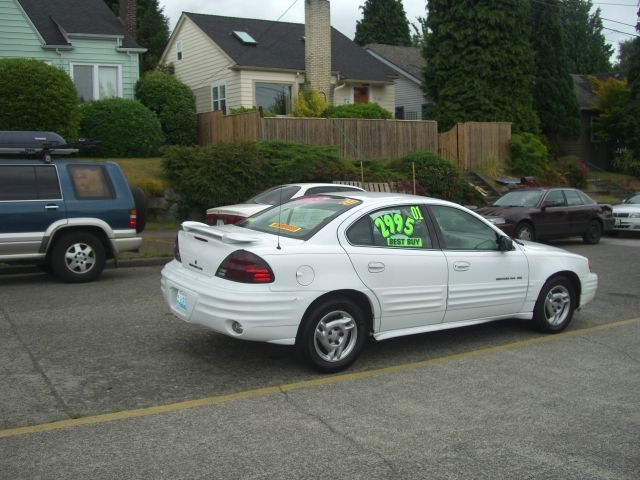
45, 204, 59, 210
453, 262, 470, 272
368, 262, 385, 273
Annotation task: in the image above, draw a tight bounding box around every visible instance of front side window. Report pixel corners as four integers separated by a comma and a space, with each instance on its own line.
0, 165, 60, 201
242, 195, 361, 240
347, 205, 433, 249
564, 190, 584, 206
255, 82, 292, 115
430, 205, 499, 250
543, 190, 566, 207
68, 165, 114, 200
212, 84, 226, 113
72, 64, 120, 102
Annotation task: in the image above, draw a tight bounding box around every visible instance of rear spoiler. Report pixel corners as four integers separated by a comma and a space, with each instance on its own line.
181, 221, 258, 244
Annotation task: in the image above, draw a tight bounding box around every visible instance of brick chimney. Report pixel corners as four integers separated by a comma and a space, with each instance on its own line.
119, 0, 137, 39
305, 0, 332, 104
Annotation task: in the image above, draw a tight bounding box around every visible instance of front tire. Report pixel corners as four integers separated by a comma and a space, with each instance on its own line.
50, 232, 106, 283
299, 299, 367, 373
582, 219, 602, 244
515, 222, 535, 241
533, 276, 576, 333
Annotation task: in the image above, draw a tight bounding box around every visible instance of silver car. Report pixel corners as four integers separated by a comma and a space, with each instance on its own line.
611, 193, 640, 235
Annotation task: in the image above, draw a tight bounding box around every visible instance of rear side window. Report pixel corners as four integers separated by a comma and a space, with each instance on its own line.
0, 165, 61, 201
68, 165, 114, 200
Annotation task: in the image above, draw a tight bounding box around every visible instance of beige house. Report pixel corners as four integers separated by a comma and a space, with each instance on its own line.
159, 1, 396, 115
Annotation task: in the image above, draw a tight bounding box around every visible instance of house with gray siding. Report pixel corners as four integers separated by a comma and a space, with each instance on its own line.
365, 44, 431, 120
0, 0, 145, 101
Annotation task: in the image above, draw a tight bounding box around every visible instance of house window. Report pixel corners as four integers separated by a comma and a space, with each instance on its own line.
212, 83, 226, 113
71, 64, 120, 102
255, 82, 292, 115
176, 40, 183, 62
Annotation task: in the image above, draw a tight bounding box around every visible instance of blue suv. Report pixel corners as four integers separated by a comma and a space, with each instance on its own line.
0, 131, 146, 282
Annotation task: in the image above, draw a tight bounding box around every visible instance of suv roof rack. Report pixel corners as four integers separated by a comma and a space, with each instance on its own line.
0, 131, 79, 161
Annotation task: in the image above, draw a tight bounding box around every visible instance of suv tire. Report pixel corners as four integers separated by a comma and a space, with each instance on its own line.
50, 231, 106, 283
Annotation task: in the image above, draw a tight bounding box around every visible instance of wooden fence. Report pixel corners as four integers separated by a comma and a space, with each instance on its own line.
197, 111, 510, 170
438, 122, 512, 171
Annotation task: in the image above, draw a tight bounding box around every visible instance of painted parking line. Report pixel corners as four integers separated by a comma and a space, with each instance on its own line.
1, 317, 638, 440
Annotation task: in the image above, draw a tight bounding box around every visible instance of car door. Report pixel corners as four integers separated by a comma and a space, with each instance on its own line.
427, 205, 529, 323
563, 189, 590, 235
535, 189, 569, 238
0, 164, 66, 257
339, 203, 448, 332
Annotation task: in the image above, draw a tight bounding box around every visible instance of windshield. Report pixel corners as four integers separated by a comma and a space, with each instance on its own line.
493, 190, 544, 207
624, 194, 640, 204
248, 185, 301, 205
240, 195, 362, 240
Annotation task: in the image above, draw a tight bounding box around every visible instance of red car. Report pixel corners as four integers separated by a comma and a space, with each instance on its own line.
476, 188, 614, 244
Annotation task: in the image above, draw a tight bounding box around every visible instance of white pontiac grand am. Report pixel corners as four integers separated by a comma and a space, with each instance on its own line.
161, 192, 598, 373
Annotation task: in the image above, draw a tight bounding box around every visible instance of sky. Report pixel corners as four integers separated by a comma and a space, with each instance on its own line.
157, 0, 639, 61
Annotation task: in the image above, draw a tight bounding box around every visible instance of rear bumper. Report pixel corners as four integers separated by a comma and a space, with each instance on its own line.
112, 236, 143, 254
160, 260, 307, 345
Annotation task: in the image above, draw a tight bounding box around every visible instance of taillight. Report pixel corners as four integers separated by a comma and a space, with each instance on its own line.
174, 235, 181, 262
129, 209, 137, 229
216, 250, 274, 283
205, 213, 246, 226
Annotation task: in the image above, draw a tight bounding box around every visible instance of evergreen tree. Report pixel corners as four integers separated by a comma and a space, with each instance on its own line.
530, 0, 581, 139
624, 9, 640, 158
354, 0, 412, 46
561, 0, 613, 73
423, 0, 539, 132
103, 0, 170, 73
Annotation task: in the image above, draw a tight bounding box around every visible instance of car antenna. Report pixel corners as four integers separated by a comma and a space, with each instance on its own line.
276, 185, 282, 250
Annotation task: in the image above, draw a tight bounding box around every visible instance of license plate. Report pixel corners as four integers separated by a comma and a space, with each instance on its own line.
175, 290, 187, 310
615, 218, 621, 226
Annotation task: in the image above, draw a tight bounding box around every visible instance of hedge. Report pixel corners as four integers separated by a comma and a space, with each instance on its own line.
78, 98, 164, 157
135, 72, 197, 146
0, 58, 80, 140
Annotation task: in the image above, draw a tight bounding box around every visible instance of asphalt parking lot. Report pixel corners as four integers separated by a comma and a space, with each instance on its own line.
0, 236, 638, 479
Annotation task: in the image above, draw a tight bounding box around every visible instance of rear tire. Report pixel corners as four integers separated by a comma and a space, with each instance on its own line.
533, 276, 576, 333
582, 219, 602, 244
50, 232, 106, 283
299, 299, 367, 373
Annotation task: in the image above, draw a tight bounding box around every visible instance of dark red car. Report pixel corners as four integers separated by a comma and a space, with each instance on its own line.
476, 188, 614, 244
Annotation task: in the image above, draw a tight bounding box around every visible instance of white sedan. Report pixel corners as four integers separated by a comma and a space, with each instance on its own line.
162, 192, 598, 373
611, 192, 640, 235
205, 183, 365, 225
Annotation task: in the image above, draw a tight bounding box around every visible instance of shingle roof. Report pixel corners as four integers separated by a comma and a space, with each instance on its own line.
184, 13, 396, 83
17, 0, 142, 49
571, 73, 622, 110
364, 44, 426, 81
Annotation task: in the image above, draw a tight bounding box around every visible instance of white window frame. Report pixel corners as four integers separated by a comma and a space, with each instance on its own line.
176, 40, 183, 63
69, 63, 123, 101
211, 82, 227, 113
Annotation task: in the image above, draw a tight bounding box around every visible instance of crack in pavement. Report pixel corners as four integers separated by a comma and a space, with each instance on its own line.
0, 304, 73, 418
278, 386, 400, 477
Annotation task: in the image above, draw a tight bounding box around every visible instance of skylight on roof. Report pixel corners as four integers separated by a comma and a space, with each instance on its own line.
233, 31, 257, 45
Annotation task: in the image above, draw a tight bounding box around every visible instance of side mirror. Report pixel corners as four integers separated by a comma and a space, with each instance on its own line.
498, 235, 513, 252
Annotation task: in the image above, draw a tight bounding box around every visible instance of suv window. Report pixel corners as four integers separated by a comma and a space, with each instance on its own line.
347, 205, 433, 249
67, 165, 114, 200
0, 165, 61, 201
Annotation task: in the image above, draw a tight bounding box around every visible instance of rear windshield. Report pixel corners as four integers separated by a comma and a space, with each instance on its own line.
249, 185, 301, 205
240, 195, 362, 239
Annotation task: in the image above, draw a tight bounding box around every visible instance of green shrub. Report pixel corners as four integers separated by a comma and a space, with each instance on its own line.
162, 141, 357, 218
79, 98, 164, 157
293, 89, 329, 117
0, 58, 80, 140
229, 106, 257, 115
397, 151, 482, 204
508, 133, 549, 176
324, 103, 392, 119
612, 150, 640, 178
557, 157, 588, 188
135, 72, 196, 145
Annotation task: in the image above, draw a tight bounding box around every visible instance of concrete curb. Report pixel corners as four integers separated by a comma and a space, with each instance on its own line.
0, 257, 172, 276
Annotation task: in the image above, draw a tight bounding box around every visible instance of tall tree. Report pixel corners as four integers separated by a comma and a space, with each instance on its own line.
103, 0, 170, 73
354, 0, 412, 46
624, 8, 640, 158
530, 0, 581, 139
560, 0, 613, 73
423, 0, 539, 132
